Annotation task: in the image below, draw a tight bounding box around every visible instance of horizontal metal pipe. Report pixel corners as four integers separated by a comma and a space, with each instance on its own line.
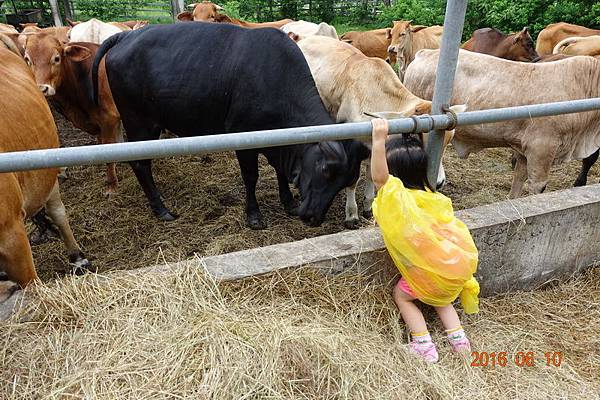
0, 97, 599, 173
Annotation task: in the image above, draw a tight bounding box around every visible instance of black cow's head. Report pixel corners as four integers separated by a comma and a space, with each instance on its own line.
297, 140, 370, 226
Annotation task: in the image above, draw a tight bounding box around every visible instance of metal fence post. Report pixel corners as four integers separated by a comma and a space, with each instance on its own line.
426, 0, 468, 189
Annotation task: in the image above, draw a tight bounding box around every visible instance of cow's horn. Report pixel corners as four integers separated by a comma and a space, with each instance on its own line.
214, 3, 225, 10
186, 3, 198, 8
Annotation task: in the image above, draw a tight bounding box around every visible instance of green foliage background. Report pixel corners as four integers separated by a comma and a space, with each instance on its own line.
2, 0, 599, 37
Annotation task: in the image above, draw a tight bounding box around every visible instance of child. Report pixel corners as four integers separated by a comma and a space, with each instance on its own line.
370, 118, 479, 363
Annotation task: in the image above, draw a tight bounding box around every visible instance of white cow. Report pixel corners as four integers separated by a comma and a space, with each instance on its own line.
297, 36, 464, 228
69, 18, 122, 44
281, 20, 338, 40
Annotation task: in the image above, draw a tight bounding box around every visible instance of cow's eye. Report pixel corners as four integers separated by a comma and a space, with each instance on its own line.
53, 55, 60, 64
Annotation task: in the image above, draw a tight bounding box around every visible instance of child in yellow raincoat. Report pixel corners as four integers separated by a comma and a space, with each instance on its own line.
370, 118, 479, 363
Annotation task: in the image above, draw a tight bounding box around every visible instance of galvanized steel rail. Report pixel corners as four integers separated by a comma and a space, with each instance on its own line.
0, 98, 600, 173
426, 0, 468, 189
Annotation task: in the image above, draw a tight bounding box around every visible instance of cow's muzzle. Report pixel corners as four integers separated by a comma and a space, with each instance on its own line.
38, 84, 56, 97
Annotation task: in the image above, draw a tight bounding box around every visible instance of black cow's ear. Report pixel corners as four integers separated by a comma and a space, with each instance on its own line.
351, 140, 371, 162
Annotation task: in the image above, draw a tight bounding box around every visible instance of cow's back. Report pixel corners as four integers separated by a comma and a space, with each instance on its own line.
103, 23, 332, 136
0, 48, 58, 213
537, 22, 600, 55
405, 49, 600, 160
462, 28, 505, 54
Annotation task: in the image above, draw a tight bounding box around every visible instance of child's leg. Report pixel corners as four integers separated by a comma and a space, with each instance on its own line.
392, 281, 427, 333
434, 304, 471, 353
434, 304, 462, 331
392, 280, 438, 362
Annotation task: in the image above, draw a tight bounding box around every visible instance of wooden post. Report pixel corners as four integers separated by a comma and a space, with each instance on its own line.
48, 0, 63, 26
61, 0, 72, 20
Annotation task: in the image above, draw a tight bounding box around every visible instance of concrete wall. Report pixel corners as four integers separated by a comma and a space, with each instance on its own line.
147, 183, 600, 295
2, 184, 600, 320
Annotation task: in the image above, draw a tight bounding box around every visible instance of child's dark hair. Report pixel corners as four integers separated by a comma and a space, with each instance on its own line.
385, 134, 429, 190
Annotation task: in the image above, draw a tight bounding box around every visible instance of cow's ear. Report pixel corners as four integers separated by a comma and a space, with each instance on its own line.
350, 140, 371, 162
66, 18, 79, 27
213, 3, 225, 10
287, 31, 300, 42
216, 13, 233, 23
63, 44, 92, 62
186, 3, 198, 9
411, 25, 427, 33
386, 28, 392, 39
176, 11, 194, 21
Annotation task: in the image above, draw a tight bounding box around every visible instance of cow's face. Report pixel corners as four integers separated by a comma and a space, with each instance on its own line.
510, 27, 539, 62
297, 140, 369, 226
387, 20, 412, 61
24, 33, 91, 96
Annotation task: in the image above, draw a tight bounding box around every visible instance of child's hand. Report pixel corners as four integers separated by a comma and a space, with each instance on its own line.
372, 118, 389, 142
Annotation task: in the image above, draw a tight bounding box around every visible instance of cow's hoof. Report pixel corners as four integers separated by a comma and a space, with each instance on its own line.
247, 217, 267, 230
58, 170, 68, 184
157, 209, 178, 221
344, 218, 360, 230
362, 209, 373, 219
573, 179, 586, 187
69, 255, 95, 276
29, 229, 50, 245
283, 200, 300, 216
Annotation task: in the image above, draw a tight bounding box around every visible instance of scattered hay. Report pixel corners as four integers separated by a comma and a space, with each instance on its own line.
33, 108, 600, 281
1, 265, 598, 399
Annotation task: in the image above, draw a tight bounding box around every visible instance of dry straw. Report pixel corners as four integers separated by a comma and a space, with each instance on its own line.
1, 262, 599, 399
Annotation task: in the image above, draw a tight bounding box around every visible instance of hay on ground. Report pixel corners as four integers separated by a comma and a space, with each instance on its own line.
1, 264, 598, 399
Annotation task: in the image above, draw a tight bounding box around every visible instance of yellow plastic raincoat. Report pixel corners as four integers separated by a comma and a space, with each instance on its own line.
372, 176, 480, 314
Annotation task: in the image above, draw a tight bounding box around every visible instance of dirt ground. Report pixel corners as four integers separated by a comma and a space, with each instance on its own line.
31, 108, 600, 281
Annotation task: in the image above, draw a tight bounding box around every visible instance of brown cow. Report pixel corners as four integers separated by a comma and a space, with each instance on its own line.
387, 21, 443, 81
536, 22, 600, 55
0, 42, 90, 299
24, 32, 122, 194
340, 28, 393, 61
462, 27, 539, 61
177, 1, 292, 28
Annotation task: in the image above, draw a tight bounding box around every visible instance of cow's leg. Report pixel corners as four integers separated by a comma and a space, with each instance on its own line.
509, 153, 528, 199
130, 158, 176, 221
99, 120, 122, 196
45, 181, 93, 275
344, 183, 360, 229
263, 151, 298, 216
29, 208, 60, 245
0, 218, 37, 289
236, 150, 266, 230
362, 159, 375, 219
574, 149, 599, 187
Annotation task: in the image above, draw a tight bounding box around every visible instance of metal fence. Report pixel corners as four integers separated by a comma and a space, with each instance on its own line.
2, 0, 600, 192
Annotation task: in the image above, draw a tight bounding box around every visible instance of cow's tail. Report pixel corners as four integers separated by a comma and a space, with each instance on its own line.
92, 32, 125, 106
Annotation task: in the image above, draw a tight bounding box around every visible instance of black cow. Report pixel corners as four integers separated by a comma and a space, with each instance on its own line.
92, 23, 370, 229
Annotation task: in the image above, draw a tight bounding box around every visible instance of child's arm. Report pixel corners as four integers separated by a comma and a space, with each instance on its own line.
370, 118, 390, 191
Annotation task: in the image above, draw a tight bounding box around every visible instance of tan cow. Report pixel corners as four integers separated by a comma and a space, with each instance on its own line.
0, 41, 91, 299
553, 35, 600, 56
296, 36, 464, 227
387, 21, 443, 81
177, 1, 292, 28
109, 20, 149, 31
281, 20, 338, 40
0, 22, 18, 34
405, 49, 600, 198
536, 22, 600, 55
24, 32, 122, 194
340, 28, 392, 61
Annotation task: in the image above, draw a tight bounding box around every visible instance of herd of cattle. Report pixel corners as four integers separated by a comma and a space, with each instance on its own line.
1, 1, 600, 293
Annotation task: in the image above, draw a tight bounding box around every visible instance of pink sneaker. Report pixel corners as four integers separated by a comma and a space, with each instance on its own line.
448, 335, 471, 353
409, 340, 439, 363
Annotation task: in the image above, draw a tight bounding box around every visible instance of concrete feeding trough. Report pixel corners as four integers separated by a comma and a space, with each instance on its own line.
2, 183, 600, 321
